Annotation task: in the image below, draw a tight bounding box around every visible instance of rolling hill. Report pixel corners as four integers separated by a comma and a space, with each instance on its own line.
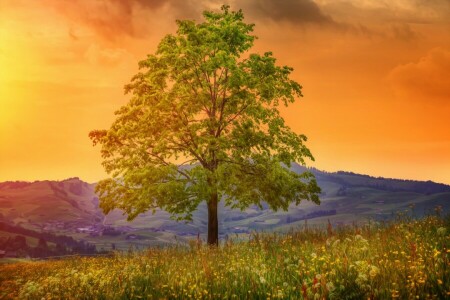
1, 165, 449, 250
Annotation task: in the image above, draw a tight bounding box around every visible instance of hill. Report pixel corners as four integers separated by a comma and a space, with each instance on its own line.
1, 165, 449, 250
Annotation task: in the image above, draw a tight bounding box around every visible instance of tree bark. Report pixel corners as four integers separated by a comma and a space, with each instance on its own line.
207, 192, 219, 246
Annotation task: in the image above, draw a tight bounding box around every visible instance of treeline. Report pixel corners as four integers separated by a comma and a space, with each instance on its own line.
0, 222, 98, 258
313, 170, 450, 195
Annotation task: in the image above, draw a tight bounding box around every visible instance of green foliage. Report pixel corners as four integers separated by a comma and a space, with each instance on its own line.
89, 5, 320, 222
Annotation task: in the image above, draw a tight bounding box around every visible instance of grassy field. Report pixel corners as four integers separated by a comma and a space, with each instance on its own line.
1, 213, 449, 299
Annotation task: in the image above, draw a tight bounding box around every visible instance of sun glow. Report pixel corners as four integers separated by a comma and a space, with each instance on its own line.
0, 23, 35, 145
0, 28, 18, 125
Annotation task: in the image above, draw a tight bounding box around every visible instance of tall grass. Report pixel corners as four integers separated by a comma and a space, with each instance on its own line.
1, 214, 449, 299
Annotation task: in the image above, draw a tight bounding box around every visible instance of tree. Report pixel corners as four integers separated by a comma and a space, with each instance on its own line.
89, 5, 321, 246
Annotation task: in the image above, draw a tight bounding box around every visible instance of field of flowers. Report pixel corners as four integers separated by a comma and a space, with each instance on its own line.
1, 213, 449, 299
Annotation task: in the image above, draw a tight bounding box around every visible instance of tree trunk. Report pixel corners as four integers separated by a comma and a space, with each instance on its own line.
207, 192, 219, 246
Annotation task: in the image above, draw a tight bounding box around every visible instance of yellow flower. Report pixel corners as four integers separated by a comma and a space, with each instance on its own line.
369, 266, 379, 278
433, 249, 440, 258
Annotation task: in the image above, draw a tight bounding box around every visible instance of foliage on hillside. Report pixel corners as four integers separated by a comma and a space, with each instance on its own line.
0, 222, 98, 258
1, 214, 449, 299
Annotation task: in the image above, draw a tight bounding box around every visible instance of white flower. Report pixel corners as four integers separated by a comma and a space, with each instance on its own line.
326, 282, 335, 292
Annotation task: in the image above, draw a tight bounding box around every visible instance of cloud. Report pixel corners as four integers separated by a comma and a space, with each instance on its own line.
240, 0, 335, 26
42, 0, 391, 43
388, 48, 450, 102
390, 24, 417, 42
45, 0, 202, 41
237, 0, 382, 38
45, 0, 353, 41
320, 0, 450, 24
411, 0, 450, 22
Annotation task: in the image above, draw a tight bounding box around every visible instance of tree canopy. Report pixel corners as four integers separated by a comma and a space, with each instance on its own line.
89, 5, 321, 245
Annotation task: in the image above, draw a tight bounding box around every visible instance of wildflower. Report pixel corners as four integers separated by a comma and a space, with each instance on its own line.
369, 266, 379, 278
326, 282, 335, 292
437, 227, 447, 236
260, 276, 266, 284
433, 249, 441, 258
356, 274, 368, 286
391, 290, 400, 298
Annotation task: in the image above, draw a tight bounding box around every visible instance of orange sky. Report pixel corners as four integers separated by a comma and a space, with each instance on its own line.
1, 0, 449, 184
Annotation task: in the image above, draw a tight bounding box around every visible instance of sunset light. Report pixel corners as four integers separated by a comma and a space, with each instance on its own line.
0, 0, 449, 184
1, 2, 450, 298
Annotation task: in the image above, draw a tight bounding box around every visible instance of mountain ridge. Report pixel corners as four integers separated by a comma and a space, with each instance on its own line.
1, 165, 449, 250
2, 168, 449, 188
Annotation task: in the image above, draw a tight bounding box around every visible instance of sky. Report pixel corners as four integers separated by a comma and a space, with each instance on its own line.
0, 0, 449, 184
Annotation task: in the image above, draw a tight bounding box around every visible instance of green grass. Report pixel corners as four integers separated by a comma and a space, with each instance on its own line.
0, 214, 449, 299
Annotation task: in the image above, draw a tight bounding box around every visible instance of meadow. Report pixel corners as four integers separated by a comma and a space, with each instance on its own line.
1, 212, 449, 299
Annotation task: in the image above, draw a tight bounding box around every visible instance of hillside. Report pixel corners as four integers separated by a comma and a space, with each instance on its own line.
0, 178, 102, 232
1, 165, 449, 250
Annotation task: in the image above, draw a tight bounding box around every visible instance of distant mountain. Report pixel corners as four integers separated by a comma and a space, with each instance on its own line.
0, 178, 102, 230
1, 165, 449, 250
